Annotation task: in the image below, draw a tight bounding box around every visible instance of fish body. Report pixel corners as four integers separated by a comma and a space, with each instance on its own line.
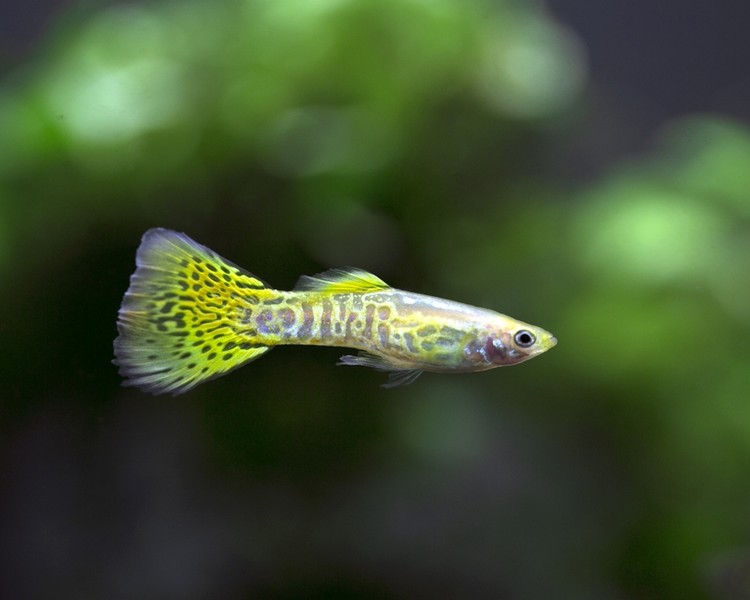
114, 228, 557, 395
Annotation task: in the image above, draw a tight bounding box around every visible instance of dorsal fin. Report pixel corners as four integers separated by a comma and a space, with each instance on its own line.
294, 267, 390, 293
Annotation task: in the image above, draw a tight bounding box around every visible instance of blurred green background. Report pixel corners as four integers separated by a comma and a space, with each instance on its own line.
2, 0, 749, 598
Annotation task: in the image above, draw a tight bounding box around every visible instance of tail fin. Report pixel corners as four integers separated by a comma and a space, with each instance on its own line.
113, 228, 273, 395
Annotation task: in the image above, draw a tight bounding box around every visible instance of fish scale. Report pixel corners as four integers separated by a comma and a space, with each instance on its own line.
114, 228, 557, 395
246, 291, 435, 360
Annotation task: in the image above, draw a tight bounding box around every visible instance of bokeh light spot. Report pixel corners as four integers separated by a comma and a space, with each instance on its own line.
475, 15, 587, 118
579, 188, 727, 286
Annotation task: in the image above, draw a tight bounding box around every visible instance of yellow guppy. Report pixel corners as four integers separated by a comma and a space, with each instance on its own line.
113, 228, 557, 395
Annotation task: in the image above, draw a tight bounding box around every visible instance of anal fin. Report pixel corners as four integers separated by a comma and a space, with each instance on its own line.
337, 353, 423, 389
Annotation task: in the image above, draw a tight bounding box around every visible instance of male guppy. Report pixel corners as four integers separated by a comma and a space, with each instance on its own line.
113, 228, 557, 395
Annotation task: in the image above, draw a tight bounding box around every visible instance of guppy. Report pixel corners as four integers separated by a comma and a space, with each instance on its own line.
113, 228, 557, 395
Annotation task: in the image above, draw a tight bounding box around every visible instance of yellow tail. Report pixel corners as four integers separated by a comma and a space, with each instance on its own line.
113, 228, 273, 395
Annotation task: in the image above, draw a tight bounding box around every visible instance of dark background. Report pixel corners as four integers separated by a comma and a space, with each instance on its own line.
1, 1, 749, 598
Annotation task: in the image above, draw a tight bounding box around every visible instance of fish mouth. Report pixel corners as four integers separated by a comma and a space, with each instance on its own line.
538, 332, 558, 352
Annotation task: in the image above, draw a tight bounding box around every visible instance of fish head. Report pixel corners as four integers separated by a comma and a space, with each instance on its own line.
464, 319, 557, 368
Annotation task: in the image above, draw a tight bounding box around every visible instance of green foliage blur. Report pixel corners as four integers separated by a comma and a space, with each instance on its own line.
1, 0, 749, 598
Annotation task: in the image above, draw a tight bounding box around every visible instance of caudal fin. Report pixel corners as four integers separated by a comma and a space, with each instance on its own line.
113, 228, 273, 395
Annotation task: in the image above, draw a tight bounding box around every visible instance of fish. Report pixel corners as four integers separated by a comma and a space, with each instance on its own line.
113, 228, 557, 395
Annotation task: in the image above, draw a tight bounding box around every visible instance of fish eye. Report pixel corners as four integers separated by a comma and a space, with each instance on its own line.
514, 330, 536, 348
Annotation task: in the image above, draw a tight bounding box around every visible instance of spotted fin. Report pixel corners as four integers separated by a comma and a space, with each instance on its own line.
294, 268, 390, 293
338, 353, 423, 388
113, 228, 273, 396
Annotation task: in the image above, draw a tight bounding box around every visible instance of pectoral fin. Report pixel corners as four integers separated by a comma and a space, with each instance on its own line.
337, 353, 423, 388
382, 368, 423, 388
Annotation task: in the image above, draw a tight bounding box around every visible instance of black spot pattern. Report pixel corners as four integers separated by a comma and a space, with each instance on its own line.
114, 229, 273, 395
